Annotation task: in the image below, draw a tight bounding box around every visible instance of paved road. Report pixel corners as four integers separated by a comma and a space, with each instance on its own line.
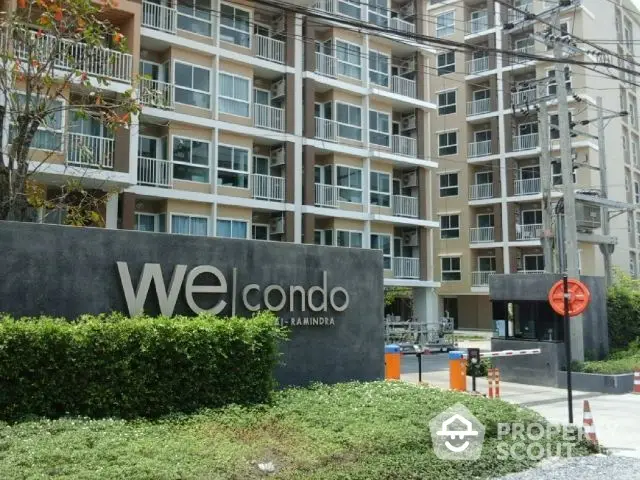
494, 455, 640, 479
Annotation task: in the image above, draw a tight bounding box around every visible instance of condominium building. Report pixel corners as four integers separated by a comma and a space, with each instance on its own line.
427, 0, 639, 330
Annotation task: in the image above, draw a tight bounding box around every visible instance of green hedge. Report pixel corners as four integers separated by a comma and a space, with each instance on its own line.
608, 284, 640, 351
0, 312, 285, 421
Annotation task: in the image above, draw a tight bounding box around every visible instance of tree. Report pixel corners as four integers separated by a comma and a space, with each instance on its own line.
0, 0, 141, 225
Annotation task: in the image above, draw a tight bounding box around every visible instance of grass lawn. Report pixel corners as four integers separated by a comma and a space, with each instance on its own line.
0, 382, 596, 480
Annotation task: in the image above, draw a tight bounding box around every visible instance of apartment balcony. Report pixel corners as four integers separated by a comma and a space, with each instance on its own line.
468, 140, 492, 158
509, 1, 533, 23
392, 135, 417, 157
253, 104, 285, 131
390, 17, 416, 34
315, 183, 338, 207
469, 183, 493, 200
315, 52, 337, 78
511, 88, 537, 107
142, 1, 177, 34
470, 227, 495, 244
254, 34, 286, 64
512, 133, 539, 151
137, 157, 172, 187
391, 76, 417, 98
516, 269, 545, 274
313, 0, 360, 18
251, 174, 285, 202
66, 133, 114, 169
472, 270, 495, 286
466, 12, 489, 35
514, 43, 536, 58
514, 177, 541, 196
392, 195, 418, 218
467, 98, 491, 116
315, 117, 337, 142
466, 56, 490, 75
393, 257, 419, 279
515, 223, 542, 241
139, 78, 174, 110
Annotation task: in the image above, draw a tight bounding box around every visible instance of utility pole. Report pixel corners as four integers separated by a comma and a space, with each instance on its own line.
596, 96, 613, 288
539, 101, 554, 273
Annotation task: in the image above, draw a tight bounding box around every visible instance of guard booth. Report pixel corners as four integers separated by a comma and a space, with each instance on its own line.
488, 273, 609, 387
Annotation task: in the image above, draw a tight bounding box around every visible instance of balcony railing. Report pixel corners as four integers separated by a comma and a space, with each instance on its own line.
514, 177, 541, 195
393, 257, 419, 279
469, 183, 493, 200
466, 56, 490, 75
516, 223, 543, 240
472, 270, 495, 286
251, 174, 285, 201
142, 0, 177, 34
254, 34, 285, 64
315, 183, 338, 207
392, 195, 418, 218
467, 13, 489, 34
138, 156, 172, 187
66, 133, 114, 168
509, 1, 533, 23
512, 133, 539, 151
139, 78, 174, 110
390, 17, 416, 34
517, 269, 545, 274
254, 104, 285, 131
392, 75, 416, 98
315, 117, 337, 142
470, 226, 495, 243
511, 88, 537, 106
314, 0, 361, 18
467, 98, 491, 116
468, 140, 492, 158
392, 135, 417, 157
315, 52, 337, 77
514, 43, 536, 57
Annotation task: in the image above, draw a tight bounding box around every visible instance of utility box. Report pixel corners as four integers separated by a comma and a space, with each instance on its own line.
575, 201, 602, 231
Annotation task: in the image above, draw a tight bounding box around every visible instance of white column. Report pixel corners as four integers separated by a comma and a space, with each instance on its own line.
212, 128, 218, 195
293, 14, 304, 243
413, 286, 439, 332
212, 56, 219, 121
128, 112, 140, 186
105, 194, 118, 229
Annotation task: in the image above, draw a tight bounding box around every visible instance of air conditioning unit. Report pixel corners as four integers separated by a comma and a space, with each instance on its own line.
270, 146, 285, 167
575, 201, 602, 231
400, 2, 415, 17
269, 215, 284, 235
271, 78, 286, 99
273, 15, 286, 35
401, 57, 416, 73
401, 113, 416, 131
402, 171, 417, 188
403, 230, 418, 247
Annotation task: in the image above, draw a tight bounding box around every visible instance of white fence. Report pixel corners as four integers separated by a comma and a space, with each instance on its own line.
138, 156, 172, 187
470, 226, 495, 243
315, 183, 338, 207
393, 257, 419, 279
469, 183, 493, 200
254, 104, 285, 131
142, 1, 177, 34
66, 133, 114, 168
251, 174, 285, 201
255, 34, 285, 64
392, 195, 418, 218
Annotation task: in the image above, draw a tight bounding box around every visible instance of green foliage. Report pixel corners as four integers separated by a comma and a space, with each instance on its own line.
0, 312, 286, 421
607, 269, 640, 351
384, 286, 412, 306
467, 357, 493, 377
573, 338, 640, 374
0, 381, 596, 479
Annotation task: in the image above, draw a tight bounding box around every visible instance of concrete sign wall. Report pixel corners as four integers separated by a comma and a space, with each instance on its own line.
0, 221, 385, 387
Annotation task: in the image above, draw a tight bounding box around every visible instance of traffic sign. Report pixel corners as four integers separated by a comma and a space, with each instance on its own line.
548, 278, 591, 317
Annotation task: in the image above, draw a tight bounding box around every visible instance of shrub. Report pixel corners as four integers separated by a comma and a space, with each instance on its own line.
0, 312, 286, 421
607, 270, 640, 351
466, 357, 492, 377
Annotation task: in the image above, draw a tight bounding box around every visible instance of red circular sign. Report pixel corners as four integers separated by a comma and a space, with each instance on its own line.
548, 279, 591, 317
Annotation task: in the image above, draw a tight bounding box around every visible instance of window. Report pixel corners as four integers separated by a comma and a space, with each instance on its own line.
547, 68, 572, 96
369, 110, 390, 146
635, 181, 640, 203
439, 172, 459, 197
436, 11, 455, 37
178, 0, 211, 36
174, 62, 211, 109
438, 90, 456, 115
172, 137, 210, 182
218, 145, 249, 188
368, 0, 388, 27
218, 72, 250, 117
252, 224, 269, 241
371, 234, 392, 269
441, 257, 461, 281
522, 209, 542, 225
523, 254, 544, 272
549, 112, 573, 140
135, 213, 166, 233
476, 171, 492, 185
370, 171, 390, 207
337, 165, 362, 203
9, 93, 64, 151
631, 254, 636, 277
369, 50, 390, 87
314, 229, 333, 245
336, 103, 362, 140
438, 131, 458, 156
440, 214, 460, 239
545, 22, 569, 50
171, 214, 208, 236
337, 230, 362, 248
336, 40, 362, 79
477, 213, 494, 228
437, 51, 455, 75
478, 256, 496, 272
217, 218, 248, 238
552, 160, 562, 185
621, 87, 628, 112
633, 139, 639, 166
338, 0, 360, 19
219, 3, 250, 47
630, 98, 637, 127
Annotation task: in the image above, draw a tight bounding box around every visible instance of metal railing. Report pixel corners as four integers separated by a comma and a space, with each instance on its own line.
512, 133, 539, 151
390, 17, 416, 33
315, 183, 338, 207
517, 269, 545, 274
514, 177, 541, 195
139, 78, 174, 110
467, 97, 491, 116
315, 52, 337, 77
514, 43, 535, 57
516, 223, 542, 240
468, 140, 492, 158
142, 1, 177, 34
315, 117, 337, 141
391, 75, 416, 98
511, 88, 537, 106
466, 56, 490, 74
253, 104, 285, 131
254, 34, 285, 64
393, 257, 419, 279
469, 183, 493, 200
472, 270, 495, 286
392, 195, 418, 218
470, 226, 495, 243
392, 135, 417, 157
467, 12, 489, 34
251, 174, 285, 201
66, 132, 114, 168
137, 156, 172, 187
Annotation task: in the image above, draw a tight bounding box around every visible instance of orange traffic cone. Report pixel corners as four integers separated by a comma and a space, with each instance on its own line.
634, 370, 640, 394
583, 400, 598, 446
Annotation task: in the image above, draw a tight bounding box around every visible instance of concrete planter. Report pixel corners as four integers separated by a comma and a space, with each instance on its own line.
556, 371, 635, 394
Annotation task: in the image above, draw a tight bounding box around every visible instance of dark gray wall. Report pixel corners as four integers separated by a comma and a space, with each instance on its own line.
0, 221, 385, 387
491, 339, 565, 387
